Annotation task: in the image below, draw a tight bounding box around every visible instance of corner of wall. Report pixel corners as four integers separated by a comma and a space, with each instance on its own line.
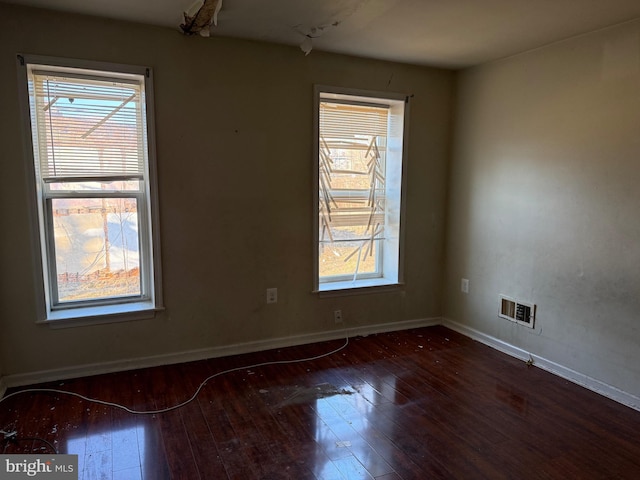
441, 20, 640, 406
0, 375, 7, 399
0, 333, 5, 398
442, 318, 640, 413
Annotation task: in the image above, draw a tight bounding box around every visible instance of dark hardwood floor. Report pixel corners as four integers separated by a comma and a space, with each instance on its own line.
2, 326, 640, 479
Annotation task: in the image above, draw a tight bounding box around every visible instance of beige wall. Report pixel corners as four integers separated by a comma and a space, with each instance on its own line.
444, 19, 640, 397
0, 3, 453, 376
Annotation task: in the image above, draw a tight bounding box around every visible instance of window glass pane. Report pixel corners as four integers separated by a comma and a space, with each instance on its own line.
319, 225, 379, 278
52, 197, 141, 303
318, 101, 387, 282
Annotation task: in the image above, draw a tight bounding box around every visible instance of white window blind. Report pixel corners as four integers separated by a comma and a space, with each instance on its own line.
31, 71, 145, 181
319, 101, 388, 140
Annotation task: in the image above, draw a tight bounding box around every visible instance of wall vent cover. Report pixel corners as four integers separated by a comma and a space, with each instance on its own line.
499, 295, 535, 328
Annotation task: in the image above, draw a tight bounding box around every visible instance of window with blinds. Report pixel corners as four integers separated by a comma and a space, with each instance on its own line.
20, 56, 162, 322
315, 88, 408, 291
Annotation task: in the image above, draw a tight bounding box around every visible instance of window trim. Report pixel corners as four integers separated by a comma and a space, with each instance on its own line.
313, 85, 410, 294
17, 54, 164, 325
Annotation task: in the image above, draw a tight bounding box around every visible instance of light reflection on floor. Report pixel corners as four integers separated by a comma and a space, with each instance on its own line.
312, 375, 397, 479
67, 424, 145, 480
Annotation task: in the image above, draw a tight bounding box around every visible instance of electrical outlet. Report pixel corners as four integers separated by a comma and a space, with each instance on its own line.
461, 278, 469, 294
334, 309, 343, 323
266, 288, 277, 304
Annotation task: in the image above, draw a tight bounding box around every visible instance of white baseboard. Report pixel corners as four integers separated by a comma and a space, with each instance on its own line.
7, 316, 637, 414
442, 318, 640, 412
4, 317, 440, 389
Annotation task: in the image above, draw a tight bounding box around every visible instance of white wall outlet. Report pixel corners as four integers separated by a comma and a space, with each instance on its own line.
461, 278, 469, 294
266, 288, 277, 304
334, 309, 343, 323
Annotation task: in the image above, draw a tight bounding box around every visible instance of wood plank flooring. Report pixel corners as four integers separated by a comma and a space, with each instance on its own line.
2, 326, 640, 479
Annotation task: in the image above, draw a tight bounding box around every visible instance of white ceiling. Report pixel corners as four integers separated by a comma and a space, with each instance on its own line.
7, 0, 640, 68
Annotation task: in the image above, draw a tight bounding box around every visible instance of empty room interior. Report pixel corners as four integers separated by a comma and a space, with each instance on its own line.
1, 0, 640, 478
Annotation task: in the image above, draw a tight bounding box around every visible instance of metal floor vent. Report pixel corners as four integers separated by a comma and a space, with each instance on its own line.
499, 295, 535, 328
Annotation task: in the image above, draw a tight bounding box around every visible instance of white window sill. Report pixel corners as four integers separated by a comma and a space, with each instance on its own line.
316, 278, 404, 297
37, 301, 164, 329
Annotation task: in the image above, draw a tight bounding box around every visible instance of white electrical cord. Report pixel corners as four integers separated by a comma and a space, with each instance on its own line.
0, 337, 349, 415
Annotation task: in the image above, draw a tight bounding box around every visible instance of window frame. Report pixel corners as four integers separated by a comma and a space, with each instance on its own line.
45, 190, 146, 309
17, 54, 164, 326
313, 85, 409, 295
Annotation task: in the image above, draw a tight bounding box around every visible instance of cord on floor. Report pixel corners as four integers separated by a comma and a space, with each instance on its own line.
0, 337, 349, 415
